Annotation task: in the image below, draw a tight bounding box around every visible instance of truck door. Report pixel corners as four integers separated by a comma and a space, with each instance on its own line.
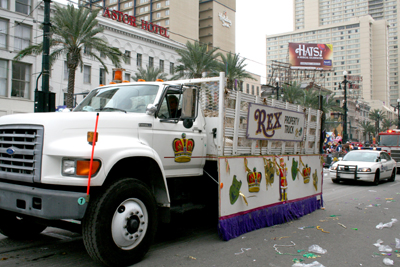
152, 86, 206, 178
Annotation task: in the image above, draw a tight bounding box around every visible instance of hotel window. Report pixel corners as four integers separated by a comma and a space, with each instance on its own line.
149, 56, 154, 68
159, 59, 164, 72
125, 50, 131, 65
0, 19, 7, 49
139, 0, 148, 3
170, 62, 174, 74
166, 0, 169, 6
156, 3, 161, 9
137, 53, 142, 67
83, 45, 91, 55
83, 65, 91, 84
64, 61, 69, 80
156, 12, 161, 18
165, 10, 169, 16
251, 85, 254, 95
124, 73, 130, 82
11, 62, 30, 98
16, 0, 31, 14
0, 0, 8, 9
143, 16, 149, 21
124, 2, 132, 8
246, 84, 249, 94
165, 19, 169, 25
0, 59, 6, 96
110, 0, 117, 3
257, 86, 259, 96
14, 24, 31, 51
99, 68, 106, 85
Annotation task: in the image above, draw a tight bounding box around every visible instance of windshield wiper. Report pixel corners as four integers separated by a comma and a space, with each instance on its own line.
98, 107, 127, 113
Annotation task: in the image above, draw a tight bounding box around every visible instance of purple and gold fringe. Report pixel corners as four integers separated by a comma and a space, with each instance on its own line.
218, 196, 322, 241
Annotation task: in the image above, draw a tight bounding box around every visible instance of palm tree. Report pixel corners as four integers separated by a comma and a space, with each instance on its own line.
359, 120, 374, 142
382, 118, 393, 131
14, 4, 123, 108
280, 82, 304, 104
173, 41, 220, 79
369, 109, 386, 135
217, 52, 255, 90
133, 65, 168, 82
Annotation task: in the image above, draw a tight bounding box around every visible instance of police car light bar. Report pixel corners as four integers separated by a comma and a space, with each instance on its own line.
355, 147, 382, 151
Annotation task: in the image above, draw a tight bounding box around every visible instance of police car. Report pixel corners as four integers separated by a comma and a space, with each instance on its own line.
330, 148, 397, 185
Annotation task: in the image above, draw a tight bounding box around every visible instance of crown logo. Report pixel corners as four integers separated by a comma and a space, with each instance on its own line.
173, 133, 195, 163
247, 167, 262, 192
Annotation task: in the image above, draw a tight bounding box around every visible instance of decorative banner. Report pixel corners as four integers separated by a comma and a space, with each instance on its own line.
288, 43, 333, 70
218, 155, 323, 241
246, 103, 305, 142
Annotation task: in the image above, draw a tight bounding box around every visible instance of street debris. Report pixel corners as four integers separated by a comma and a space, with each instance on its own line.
396, 238, 400, 249
383, 258, 394, 265
188, 256, 196, 260
378, 245, 392, 252
308, 245, 327, 254
273, 241, 296, 254
316, 226, 329, 233
235, 248, 251, 255
292, 260, 325, 267
338, 223, 347, 228
376, 218, 398, 229
374, 239, 384, 247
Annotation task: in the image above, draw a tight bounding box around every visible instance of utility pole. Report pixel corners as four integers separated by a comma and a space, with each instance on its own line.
341, 70, 349, 143
35, 0, 55, 112
318, 94, 324, 154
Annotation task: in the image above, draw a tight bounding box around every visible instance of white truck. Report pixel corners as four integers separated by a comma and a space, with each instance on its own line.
0, 72, 323, 266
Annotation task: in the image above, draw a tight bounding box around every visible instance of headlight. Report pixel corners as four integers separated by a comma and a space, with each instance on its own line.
331, 165, 337, 170
62, 158, 101, 176
358, 167, 371, 172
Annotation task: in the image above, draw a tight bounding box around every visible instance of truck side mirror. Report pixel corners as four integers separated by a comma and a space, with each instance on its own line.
180, 86, 199, 120
146, 104, 157, 116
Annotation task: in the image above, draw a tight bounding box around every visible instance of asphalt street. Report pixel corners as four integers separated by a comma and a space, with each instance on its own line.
1, 171, 400, 267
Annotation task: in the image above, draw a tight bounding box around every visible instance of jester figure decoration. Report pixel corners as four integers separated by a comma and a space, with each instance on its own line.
274, 157, 288, 201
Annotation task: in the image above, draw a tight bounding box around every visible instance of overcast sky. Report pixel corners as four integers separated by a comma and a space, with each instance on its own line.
54, 0, 294, 83
236, 0, 293, 83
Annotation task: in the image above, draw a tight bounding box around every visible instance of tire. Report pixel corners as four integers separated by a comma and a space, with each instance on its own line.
331, 178, 340, 184
389, 168, 396, 182
0, 210, 47, 239
82, 178, 157, 267
373, 170, 380, 186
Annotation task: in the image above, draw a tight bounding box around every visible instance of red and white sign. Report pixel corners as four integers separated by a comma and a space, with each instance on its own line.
102, 8, 169, 38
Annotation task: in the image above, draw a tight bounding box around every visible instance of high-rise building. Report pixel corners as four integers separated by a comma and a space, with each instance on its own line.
291, 0, 398, 105
267, 16, 389, 104
80, 0, 236, 54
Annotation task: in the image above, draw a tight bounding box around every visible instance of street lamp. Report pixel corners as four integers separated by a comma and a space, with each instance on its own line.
275, 77, 280, 100
339, 70, 349, 143
377, 111, 381, 134
391, 99, 400, 129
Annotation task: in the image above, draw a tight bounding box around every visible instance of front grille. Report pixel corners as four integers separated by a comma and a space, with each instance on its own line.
0, 125, 43, 183
390, 149, 400, 161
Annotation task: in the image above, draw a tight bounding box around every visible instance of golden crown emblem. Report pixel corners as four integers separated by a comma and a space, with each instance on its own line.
247, 167, 262, 192
173, 133, 195, 163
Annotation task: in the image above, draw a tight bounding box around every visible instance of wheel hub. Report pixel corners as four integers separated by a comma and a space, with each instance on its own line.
111, 198, 148, 250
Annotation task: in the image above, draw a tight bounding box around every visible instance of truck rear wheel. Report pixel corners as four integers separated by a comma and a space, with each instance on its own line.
82, 178, 157, 267
0, 210, 47, 239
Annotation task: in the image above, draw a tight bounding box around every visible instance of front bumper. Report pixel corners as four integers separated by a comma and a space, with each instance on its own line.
0, 182, 88, 220
329, 170, 375, 182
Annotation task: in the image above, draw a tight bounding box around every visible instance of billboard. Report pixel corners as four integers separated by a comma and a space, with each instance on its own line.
288, 43, 333, 70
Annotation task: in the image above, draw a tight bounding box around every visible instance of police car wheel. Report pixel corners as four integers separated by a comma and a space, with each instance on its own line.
389, 168, 396, 182
373, 170, 380, 186
82, 178, 157, 266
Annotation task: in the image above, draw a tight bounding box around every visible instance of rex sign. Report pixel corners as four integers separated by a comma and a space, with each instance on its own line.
289, 43, 333, 70
246, 103, 305, 142
102, 8, 169, 38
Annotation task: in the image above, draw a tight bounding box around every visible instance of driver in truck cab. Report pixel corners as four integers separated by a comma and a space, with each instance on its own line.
168, 95, 181, 118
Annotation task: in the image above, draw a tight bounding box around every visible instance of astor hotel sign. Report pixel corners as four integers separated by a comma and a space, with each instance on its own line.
102, 8, 169, 38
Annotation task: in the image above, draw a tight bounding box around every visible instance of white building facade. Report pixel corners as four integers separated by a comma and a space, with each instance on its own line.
0, 1, 185, 116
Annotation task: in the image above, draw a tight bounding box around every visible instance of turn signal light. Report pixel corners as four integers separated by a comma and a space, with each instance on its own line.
156, 79, 164, 82
76, 160, 101, 176
87, 131, 98, 143
138, 79, 146, 82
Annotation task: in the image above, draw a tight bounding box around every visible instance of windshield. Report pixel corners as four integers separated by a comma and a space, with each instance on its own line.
342, 151, 378, 162
73, 85, 159, 113
379, 135, 399, 146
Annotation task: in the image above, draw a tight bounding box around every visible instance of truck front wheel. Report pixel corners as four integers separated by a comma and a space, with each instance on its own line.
82, 178, 157, 266
0, 210, 47, 239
